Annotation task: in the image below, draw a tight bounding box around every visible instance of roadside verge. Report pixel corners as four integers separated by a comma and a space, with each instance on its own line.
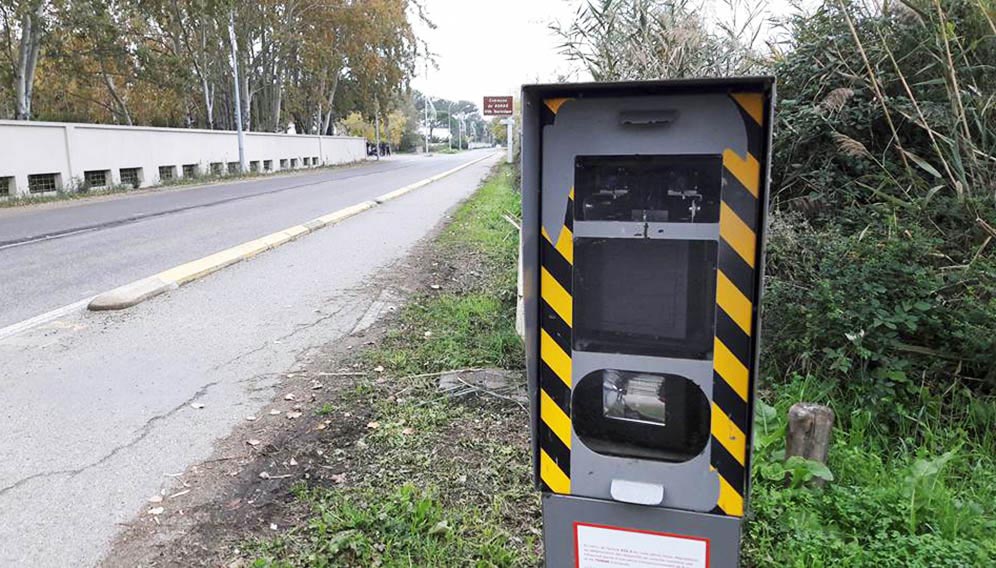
87, 152, 498, 311
101, 162, 537, 567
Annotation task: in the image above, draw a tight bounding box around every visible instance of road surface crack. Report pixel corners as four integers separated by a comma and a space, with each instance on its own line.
0, 380, 221, 498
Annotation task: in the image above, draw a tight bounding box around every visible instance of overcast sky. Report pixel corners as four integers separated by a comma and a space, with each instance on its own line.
408, 0, 810, 107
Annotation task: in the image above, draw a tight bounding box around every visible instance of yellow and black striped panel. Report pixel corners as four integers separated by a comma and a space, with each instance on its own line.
711, 92, 765, 517
539, 184, 574, 494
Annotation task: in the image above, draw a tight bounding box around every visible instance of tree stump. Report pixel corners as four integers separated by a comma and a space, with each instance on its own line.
786, 403, 835, 487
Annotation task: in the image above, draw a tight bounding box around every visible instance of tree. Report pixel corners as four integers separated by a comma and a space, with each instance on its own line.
2, 0, 49, 119
1, 0, 422, 132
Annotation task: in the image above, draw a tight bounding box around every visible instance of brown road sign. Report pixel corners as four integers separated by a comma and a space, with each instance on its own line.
483, 96, 513, 116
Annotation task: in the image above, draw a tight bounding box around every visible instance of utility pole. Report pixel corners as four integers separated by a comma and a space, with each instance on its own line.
228, 10, 247, 172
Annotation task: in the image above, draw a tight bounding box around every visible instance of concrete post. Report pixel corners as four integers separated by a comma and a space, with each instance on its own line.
786, 403, 835, 487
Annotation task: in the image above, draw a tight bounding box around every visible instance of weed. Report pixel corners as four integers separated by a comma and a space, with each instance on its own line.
745, 378, 996, 566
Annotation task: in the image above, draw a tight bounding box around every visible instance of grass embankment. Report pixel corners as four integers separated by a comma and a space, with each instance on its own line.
249, 163, 539, 567
745, 376, 996, 566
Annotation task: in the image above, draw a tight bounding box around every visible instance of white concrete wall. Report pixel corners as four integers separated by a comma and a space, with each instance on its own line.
0, 120, 367, 197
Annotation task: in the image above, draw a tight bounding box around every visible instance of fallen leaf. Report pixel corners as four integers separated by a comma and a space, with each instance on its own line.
329, 473, 347, 484
148, 507, 164, 515
148, 495, 163, 504
429, 520, 449, 535
315, 423, 327, 431
402, 427, 414, 435
366, 421, 380, 429
286, 411, 303, 419
284, 393, 296, 401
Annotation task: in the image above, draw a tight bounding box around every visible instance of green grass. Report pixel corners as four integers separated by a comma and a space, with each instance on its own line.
744, 376, 996, 567
248, 163, 538, 567
373, 164, 522, 377
314, 403, 335, 416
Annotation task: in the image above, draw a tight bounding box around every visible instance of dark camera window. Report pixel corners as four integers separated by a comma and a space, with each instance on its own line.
575, 155, 722, 223
573, 369, 710, 462
573, 238, 717, 359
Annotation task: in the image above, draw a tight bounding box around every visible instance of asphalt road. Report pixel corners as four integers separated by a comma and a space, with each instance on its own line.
0, 150, 494, 328
0, 151, 501, 566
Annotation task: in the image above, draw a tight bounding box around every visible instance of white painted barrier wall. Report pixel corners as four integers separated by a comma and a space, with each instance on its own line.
0, 120, 367, 197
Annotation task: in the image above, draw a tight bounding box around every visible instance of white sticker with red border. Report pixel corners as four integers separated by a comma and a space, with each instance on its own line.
574, 522, 709, 568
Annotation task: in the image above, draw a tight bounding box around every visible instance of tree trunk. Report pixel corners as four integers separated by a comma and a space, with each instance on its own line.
101, 67, 132, 125
270, 67, 283, 132
14, 2, 45, 120
320, 72, 339, 135
239, 55, 250, 131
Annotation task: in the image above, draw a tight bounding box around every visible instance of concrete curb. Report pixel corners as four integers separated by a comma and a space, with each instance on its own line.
374, 151, 497, 204
86, 152, 498, 312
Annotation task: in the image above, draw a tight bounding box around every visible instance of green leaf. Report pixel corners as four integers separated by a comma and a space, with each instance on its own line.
901, 149, 943, 179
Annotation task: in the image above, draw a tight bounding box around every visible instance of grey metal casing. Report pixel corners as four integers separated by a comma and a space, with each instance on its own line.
522, 78, 775, 568
542, 494, 741, 568
539, 92, 742, 509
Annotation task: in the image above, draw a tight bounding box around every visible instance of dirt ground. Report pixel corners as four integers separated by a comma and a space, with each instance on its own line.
103, 201, 535, 567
